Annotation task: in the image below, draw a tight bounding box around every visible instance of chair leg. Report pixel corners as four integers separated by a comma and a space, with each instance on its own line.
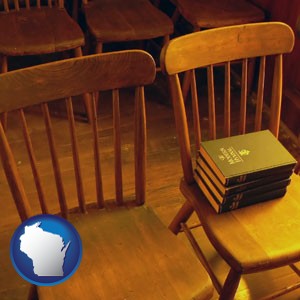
171, 7, 181, 24
0, 55, 8, 131
96, 42, 103, 54
94, 42, 104, 110
162, 34, 170, 68
27, 284, 38, 300
168, 200, 194, 234
72, 0, 79, 21
219, 268, 241, 300
74, 47, 93, 123
163, 34, 170, 45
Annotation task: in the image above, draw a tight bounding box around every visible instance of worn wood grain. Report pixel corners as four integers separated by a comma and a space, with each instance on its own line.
83, 0, 173, 42
0, 8, 84, 56
38, 206, 213, 300
0, 50, 156, 114
161, 22, 294, 75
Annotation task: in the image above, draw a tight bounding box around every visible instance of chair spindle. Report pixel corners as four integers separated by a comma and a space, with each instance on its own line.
90, 93, 104, 208
0, 122, 32, 221
239, 58, 248, 134
13, 0, 20, 11
255, 56, 266, 131
25, 0, 30, 9
134, 86, 146, 205
41, 103, 68, 218
3, 0, 9, 12
207, 65, 216, 139
19, 109, 49, 214
113, 89, 123, 205
170, 74, 194, 184
224, 61, 231, 137
270, 54, 283, 138
65, 97, 86, 213
190, 69, 201, 152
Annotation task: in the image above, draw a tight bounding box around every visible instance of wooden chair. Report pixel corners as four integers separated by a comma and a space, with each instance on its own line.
81, 0, 173, 68
0, 50, 214, 299
169, 0, 265, 100
161, 22, 300, 299
0, 0, 92, 128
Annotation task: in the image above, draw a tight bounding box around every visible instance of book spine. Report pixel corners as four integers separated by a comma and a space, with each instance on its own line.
196, 160, 225, 194
193, 172, 223, 213
226, 164, 295, 186
198, 148, 226, 184
196, 159, 292, 196
219, 188, 287, 213
223, 171, 292, 195
222, 178, 291, 204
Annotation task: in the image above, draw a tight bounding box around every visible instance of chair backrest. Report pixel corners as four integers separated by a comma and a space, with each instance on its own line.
160, 22, 294, 184
1, 0, 64, 11
0, 50, 156, 222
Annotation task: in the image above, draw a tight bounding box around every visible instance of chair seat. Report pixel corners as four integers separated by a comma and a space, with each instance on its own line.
0, 8, 84, 56
181, 174, 300, 274
176, 0, 265, 28
38, 205, 213, 300
83, 0, 173, 42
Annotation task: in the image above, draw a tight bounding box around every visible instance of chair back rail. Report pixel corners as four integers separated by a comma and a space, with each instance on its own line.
1, 0, 64, 10
160, 22, 295, 184
0, 50, 156, 221
161, 22, 294, 73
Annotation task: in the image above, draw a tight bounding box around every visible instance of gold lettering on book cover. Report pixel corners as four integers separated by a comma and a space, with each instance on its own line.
238, 149, 250, 156
219, 147, 245, 165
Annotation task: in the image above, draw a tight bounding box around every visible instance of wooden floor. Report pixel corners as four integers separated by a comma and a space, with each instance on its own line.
0, 70, 300, 299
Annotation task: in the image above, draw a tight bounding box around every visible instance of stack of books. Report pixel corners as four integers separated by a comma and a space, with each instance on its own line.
194, 130, 297, 213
